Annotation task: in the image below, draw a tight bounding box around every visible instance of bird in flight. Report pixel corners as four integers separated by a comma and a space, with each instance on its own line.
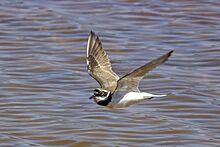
87, 31, 173, 109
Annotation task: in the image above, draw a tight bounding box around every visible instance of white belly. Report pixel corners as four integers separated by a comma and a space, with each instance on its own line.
108, 92, 154, 108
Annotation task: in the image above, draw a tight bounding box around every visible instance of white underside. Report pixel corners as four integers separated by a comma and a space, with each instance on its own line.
108, 92, 166, 109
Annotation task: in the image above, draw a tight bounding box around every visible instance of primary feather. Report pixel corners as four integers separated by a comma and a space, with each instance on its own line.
114, 50, 173, 93
87, 31, 119, 93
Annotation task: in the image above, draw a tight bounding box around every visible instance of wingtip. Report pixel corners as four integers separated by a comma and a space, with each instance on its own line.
87, 31, 95, 57
90, 31, 95, 36
166, 50, 174, 58
169, 50, 173, 53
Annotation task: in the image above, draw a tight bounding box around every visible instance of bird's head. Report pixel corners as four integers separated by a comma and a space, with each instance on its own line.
89, 88, 111, 105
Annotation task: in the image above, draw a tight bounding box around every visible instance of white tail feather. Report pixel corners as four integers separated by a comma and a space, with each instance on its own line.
150, 94, 167, 97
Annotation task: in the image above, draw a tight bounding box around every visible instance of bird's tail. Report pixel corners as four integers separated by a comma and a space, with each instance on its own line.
151, 94, 167, 97
142, 92, 167, 100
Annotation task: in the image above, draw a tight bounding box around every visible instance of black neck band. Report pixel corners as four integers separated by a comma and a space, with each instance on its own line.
97, 94, 112, 106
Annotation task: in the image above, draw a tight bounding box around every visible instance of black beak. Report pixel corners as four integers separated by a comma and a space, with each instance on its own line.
89, 95, 95, 99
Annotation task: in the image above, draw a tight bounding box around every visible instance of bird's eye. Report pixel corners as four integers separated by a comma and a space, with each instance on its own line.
100, 91, 104, 96
93, 89, 107, 96
100, 91, 107, 96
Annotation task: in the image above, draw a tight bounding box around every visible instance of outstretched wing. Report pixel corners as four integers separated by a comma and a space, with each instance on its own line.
114, 50, 173, 93
87, 31, 119, 93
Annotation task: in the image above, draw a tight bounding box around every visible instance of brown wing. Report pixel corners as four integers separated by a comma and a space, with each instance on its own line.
87, 31, 119, 93
114, 50, 173, 93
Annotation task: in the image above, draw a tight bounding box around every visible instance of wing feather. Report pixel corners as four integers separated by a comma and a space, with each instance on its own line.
114, 50, 173, 93
87, 31, 119, 93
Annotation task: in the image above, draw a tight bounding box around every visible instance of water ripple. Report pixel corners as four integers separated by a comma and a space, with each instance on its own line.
0, 0, 220, 146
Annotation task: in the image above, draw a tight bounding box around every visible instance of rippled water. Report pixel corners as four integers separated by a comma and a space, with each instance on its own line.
0, 0, 220, 146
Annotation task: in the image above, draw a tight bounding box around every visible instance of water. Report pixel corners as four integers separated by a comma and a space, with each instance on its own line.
0, 0, 220, 146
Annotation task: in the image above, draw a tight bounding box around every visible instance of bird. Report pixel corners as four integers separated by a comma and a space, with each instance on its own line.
87, 31, 173, 109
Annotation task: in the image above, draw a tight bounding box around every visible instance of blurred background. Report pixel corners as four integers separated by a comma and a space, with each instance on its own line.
0, 0, 220, 146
